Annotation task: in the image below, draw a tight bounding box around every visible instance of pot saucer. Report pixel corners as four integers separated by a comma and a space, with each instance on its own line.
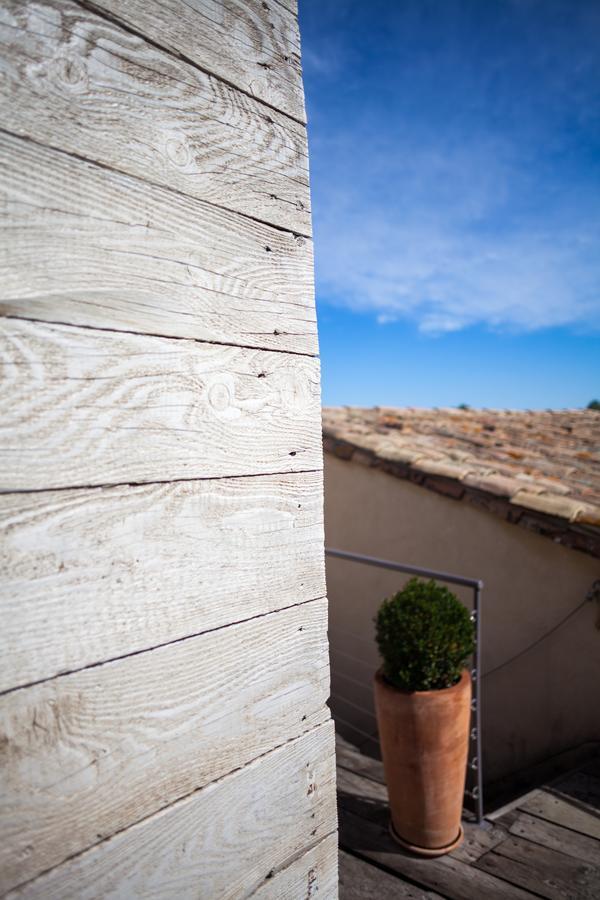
389, 820, 464, 857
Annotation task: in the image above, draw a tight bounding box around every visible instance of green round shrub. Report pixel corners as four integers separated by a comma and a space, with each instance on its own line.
375, 578, 475, 691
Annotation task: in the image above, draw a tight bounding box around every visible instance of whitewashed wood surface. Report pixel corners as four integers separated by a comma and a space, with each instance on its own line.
0, 599, 331, 893
0, 132, 316, 354
250, 833, 338, 899
0, 0, 336, 896
274, 0, 298, 16
0, 318, 322, 490
0, 471, 325, 691
0, 0, 310, 232
5, 722, 336, 899
92, 0, 306, 123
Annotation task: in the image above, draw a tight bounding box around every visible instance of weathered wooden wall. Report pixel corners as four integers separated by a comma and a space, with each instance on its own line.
0, 0, 337, 896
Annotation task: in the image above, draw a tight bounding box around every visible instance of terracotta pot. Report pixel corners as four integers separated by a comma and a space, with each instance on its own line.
373, 668, 471, 856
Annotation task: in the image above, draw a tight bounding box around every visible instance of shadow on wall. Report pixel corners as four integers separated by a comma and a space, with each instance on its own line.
324, 453, 600, 789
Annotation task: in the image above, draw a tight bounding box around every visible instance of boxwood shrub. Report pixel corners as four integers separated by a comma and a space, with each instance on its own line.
375, 578, 475, 691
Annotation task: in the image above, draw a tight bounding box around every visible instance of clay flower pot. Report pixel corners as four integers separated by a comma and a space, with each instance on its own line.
374, 667, 471, 856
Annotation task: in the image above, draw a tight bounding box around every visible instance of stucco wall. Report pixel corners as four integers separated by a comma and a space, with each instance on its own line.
325, 453, 600, 786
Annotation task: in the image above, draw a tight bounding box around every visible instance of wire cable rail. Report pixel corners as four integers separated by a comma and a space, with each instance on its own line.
327, 552, 597, 826
482, 597, 589, 678
325, 546, 484, 824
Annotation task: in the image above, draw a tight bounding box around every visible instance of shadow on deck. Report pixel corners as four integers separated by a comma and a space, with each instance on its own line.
336, 734, 600, 899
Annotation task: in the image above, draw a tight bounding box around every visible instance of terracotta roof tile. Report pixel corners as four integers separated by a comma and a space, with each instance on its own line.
322, 406, 600, 557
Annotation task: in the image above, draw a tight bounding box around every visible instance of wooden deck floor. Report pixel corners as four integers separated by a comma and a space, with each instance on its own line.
336, 735, 600, 899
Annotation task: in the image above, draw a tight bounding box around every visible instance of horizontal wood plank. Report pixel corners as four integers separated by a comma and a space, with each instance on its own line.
339, 808, 533, 900
0, 599, 331, 892
519, 790, 600, 841
507, 812, 600, 867
0, 0, 310, 231
274, 0, 298, 17
336, 733, 386, 784
252, 833, 338, 899
336, 764, 506, 867
6, 722, 337, 899
0, 131, 316, 354
91, 0, 306, 123
339, 850, 441, 899
0, 471, 325, 691
0, 318, 322, 491
476, 836, 600, 900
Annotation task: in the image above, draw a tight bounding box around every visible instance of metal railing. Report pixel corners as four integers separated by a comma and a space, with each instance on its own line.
325, 547, 484, 825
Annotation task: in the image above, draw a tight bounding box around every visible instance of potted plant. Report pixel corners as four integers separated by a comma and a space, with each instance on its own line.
373, 578, 475, 857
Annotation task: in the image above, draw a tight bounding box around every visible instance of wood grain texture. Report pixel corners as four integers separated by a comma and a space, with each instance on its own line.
336, 764, 506, 868
0, 600, 331, 893
519, 790, 600, 841
336, 733, 385, 784
251, 833, 338, 899
0, 318, 322, 490
5, 723, 337, 899
475, 836, 600, 900
339, 850, 440, 899
91, 0, 306, 123
339, 808, 534, 900
274, 0, 298, 17
0, 471, 325, 692
507, 812, 600, 867
0, 131, 316, 354
0, 0, 310, 231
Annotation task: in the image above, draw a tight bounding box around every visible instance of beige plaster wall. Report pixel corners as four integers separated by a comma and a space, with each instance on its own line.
325, 453, 600, 786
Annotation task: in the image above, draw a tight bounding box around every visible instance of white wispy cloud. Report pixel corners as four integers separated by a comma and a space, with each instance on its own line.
311, 131, 600, 334
305, 0, 600, 335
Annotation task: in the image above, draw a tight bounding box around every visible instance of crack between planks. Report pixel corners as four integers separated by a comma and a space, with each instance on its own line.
0, 594, 328, 698
0, 312, 319, 358
271, 0, 298, 19
503, 813, 600, 863
512, 802, 600, 842
3, 9, 308, 172
0, 126, 313, 241
2, 717, 334, 898
73, 0, 308, 128
0, 466, 323, 498
472, 847, 551, 900
246, 828, 339, 898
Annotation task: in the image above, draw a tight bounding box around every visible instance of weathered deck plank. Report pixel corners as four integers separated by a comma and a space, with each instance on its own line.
337, 762, 507, 866
336, 734, 600, 899
475, 835, 600, 899
507, 812, 600, 866
0, 599, 330, 892
336, 733, 386, 784
5, 722, 336, 899
0, 131, 316, 354
339, 849, 441, 899
0, 318, 322, 491
0, 471, 325, 691
339, 808, 534, 900
0, 0, 310, 231
518, 790, 600, 841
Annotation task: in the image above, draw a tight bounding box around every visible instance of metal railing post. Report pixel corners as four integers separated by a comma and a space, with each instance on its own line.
472, 581, 484, 825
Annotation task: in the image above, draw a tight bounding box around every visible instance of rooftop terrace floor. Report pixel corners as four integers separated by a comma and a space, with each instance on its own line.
336, 734, 600, 899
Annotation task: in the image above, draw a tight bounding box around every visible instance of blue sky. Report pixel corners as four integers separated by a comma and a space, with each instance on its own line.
298, 0, 600, 408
